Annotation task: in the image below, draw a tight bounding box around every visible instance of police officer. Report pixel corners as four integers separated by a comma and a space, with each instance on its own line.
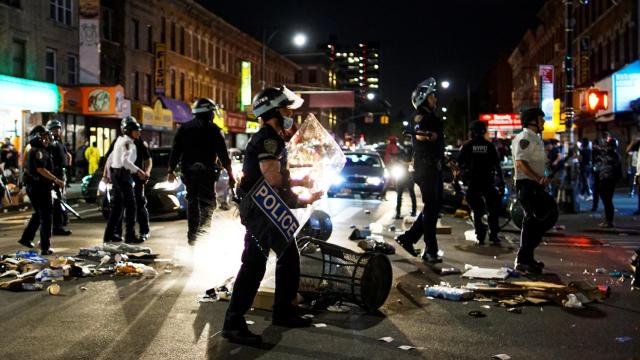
46, 119, 72, 236
19, 126, 65, 255
457, 120, 504, 245
395, 77, 445, 263
511, 108, 557, 273
103, 117, 147, 243
596, 137, 622, 228
103, 125, 153, 241
168, 98, 234, 245
394, 136, 417, 219
223, 86, 322, 345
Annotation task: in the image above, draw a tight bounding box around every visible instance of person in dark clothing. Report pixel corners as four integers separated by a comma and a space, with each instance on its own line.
394, 138, 417, 219
46, 119, 72, 236
626, 138, 640, 215
222, 86, 322, 345
1, 142, 19, 170
591, 138, 604, 211
168, 98, 235, 245
395, 77, 445, 263
19, 126, 65, 255
457, 121, 504, 245
578, 138, 593, 198
597, 137, 622, 228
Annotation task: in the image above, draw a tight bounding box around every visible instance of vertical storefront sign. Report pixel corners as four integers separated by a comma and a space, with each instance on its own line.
240, 61, 252, 111
79, 0, 101, 83
539, 65, 554, 121
155, 43, 167, 95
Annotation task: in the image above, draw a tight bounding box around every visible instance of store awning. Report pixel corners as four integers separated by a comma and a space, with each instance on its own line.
0, 74, 60, 112
158, 96, 191, 123
297, 91, 355, 109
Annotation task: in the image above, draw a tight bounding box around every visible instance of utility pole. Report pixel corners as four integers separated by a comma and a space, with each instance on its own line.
562, 0, 578, 213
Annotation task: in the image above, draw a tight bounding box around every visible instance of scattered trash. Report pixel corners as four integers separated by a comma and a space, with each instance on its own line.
492, 354, 511, 360
562, 294, 584, 309
439, 267, 461, 276
198, 295, 217, 303
424, 285, 474, 301
609, 271, 622, 278
378, 337, 394, 343
245, 320, 254, 325
80, 286, 88, 291
313, 323, 327, 328
164, 269, 173, 274
506, 307, 522, 314
462, 267, 509, 280
597, 284, 611, 298
468, 310, 486, 318
302, 314, 314, 319
327, 304, 350, 313
388, 225, 396, 231
369, 222, 383, 234
21, 282, 43, 291
481, 305, 491, 309
348, 228, 369, 240
615, 336, 632, 343
35, 268, 64, 282
398, 345, 423, 351
595, 267, 607, 274
47, 283, 60, 296
364, 210, 371, 214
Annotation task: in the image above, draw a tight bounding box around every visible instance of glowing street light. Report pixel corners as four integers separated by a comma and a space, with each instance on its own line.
442, 107, 448, 112
441, 81, 450, 89
293, 33, 307, 47
366, 92, 376, 101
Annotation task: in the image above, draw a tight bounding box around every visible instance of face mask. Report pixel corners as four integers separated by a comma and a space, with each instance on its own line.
283, 116, 294, 130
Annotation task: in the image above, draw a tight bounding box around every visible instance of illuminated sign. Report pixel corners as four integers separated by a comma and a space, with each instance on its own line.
246, 120, 260, 133
613, 60, 640, 112
539, 65, 554, 121
0, 74, 61, 112
479, 114, 521, 131
240, 61, 252, 111
154, 43, 167, 95
79, 85, 125, 115
225, 112, 247, 133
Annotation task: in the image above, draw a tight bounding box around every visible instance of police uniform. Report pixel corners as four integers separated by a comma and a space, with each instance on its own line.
104, 135, 141, 242
395, 145, 417, 218
511, 127, 549, 267
48, 136, 69, 232
168, 117, 231, 241
398, 106, 445, 260
458, 136, 502, 244
224, 124, 303, 333
20, 146, 55, 253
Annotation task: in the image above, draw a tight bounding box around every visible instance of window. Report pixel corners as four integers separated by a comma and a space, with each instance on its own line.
12, 39, 25, 78
102, 7, 115, 41
180, 73, 185, 100
45, 48, 57, 83
160, 17, 166, 43
170, 22, 176, 51
147, 25, 153, 53
132, 19, 139, 49
186, 31, 192, 58
133, 71, 140, 100
215, 45, 220, 69
180, 26, 185, 55
145, 74, 151, 102
309, 69, 317, 83
170, 69, 176, 98
1, 0, 21, 8
67, 54, 78, 84
50, 0, 72, 26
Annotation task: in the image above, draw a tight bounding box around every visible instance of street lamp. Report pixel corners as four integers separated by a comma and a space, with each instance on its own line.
366, 92, 376, 101
261, 30, 307, 89
441, 107, 448, 112
441, 81, 450, 89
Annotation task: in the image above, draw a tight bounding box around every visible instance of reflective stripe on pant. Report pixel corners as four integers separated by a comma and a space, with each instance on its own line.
21, 186, 53, 251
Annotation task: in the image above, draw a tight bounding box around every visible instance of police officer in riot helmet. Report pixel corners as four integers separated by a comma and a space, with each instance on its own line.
395, 77, 446, 263
457, 120, 504, 245
103, 116, 148, 243
168, 98, 234, 245
45, 119, 72, 236
511, 108, 558, 274
19, 126, 65, 255
222, 86, 322, 345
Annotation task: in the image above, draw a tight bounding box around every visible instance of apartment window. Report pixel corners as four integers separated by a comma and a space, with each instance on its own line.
170, 22, 176, 51
195, 35, 201, 61
132, 19, 139, 49
308, 69, 317, 83
180, 26, 185, 55
45, 48, 57, 83
147, 25, 153, 53
102, 7, 115, 41
160, 17, 166, 43
50, 0, 72, 26
186, 31, 192, 58
215, 45, 220, 69
208, 40, 213, 67
67, 54, 78, 84
133, 71, 140, 100
170, 69, 176, 98
12, 39, 25, 78
222, 49, 227, 72
180, 73, 185, 100
144, 74, 151, 102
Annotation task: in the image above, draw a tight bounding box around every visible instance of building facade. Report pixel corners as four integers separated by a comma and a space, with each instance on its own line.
326, 40, 380, 104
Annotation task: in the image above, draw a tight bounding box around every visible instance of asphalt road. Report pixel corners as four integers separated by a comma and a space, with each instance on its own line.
0, 193, 639, 359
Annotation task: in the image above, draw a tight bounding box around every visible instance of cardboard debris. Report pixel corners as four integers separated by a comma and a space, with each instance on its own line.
462, 267, 510, 280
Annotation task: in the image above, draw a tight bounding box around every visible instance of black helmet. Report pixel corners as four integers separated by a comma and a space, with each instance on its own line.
45, 119, 62, 131
411, 77, 437, 109
469, 120, 487, 137
120, 116, 141, 134
252, 86, 303, 119
606, 137, 619, 149
520, 107, 545, 128
192, 98, 221, 119
28, 125, 51, 147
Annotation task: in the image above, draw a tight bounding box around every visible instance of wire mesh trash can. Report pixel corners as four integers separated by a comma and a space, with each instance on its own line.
298, 237, 392, 312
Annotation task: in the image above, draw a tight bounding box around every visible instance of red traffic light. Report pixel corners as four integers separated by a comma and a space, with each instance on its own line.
586, 89, 609, 112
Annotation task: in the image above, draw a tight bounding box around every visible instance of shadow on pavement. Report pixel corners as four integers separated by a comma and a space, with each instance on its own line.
454, 244, 516, 256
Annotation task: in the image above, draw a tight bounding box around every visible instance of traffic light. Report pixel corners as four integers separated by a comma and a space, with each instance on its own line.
585, 89, 609, 112
380, 115, 389, 125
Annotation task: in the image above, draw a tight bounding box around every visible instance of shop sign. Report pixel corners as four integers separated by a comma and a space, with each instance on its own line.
613, 60, 640, 112
79, 0, 101, 83
225, 112, 247, 133
154, 43, 167, 95
240, 61, 252, 111
479, 114, 521, 131
136, 99, 172, 130
58, 87, 83, 113
0, 74, 61, 112
246, 120, 260, 134
80, 85, 125, 115
539, 65, 554, 122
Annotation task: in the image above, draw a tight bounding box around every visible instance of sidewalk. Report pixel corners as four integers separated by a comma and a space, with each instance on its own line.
0, 182, 85, 213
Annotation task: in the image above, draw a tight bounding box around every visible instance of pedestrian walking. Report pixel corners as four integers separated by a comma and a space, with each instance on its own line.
395, 77, 445, 263
103, 117, 148, 243
85, 141, 101, 175
75, 141, 89, 179
167, 98, 235, 245
457, 120, 504, 245
596, 137, 622, 228
223, 86, 322, 345
578, 138, 593, 199
18, 126, 65, 255
591, 138, 604, 211
46, 119, 72, 236
511, 108, 558, 274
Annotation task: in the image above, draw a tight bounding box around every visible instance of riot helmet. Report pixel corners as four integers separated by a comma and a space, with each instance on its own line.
120, 116, 141, 135
606, 137, 619, 150
28, 125, 51, 148
192, 98, 222, 120
520, 107, 545, 132
411, 77, 437, 109
252, 86, 303, 130
45, 119, 62, 131
469, 120, 487, 138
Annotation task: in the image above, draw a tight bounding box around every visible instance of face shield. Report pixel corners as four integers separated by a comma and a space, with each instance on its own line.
278, 86, 304, 110
412, 77, 437, 109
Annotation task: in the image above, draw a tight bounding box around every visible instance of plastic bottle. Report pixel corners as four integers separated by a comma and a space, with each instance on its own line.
424, 285, 474, 301
22, 283, 44, 291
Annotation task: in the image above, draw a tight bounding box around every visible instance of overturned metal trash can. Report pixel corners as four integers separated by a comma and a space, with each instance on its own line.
298, 237, 392, 312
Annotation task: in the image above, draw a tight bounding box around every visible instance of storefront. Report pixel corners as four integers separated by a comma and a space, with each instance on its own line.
225, 111, 247, 149
134, 98, 174, 148
479, 114, 522, 139
0, 74, 61, 153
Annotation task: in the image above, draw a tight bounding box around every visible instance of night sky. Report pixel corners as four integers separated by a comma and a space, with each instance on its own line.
198, 0, 545, 115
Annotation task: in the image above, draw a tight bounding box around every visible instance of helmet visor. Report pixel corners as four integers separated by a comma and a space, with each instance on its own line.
280, 86, 304, 110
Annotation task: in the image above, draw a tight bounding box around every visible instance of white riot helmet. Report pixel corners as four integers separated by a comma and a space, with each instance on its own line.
252, 86, 304, 120
411, 77, 437, 109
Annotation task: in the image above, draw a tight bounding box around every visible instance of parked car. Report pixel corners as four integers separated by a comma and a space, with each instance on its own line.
328, 151, 389, 199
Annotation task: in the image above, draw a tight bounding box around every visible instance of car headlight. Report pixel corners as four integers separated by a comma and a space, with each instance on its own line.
332, 176, 345, 185
366, 176, 383, 186
383, 168, 390, 179
391, 165, 405, 180
153, 181, 179, 191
